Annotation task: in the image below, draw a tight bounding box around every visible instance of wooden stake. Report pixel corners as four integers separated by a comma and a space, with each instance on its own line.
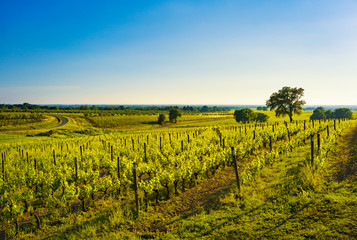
53, 150, 56, 165
2, 153, 5, 182
74, 157, 78, 181
311, 136, 314, 166
133, 163, 139, 218
231, 147, 241, 193
269, 136, 272, 152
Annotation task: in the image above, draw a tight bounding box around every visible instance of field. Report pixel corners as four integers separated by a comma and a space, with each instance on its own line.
0, 110, 356, 239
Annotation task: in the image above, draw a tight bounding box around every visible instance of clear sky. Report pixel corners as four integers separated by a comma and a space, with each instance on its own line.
1, 0, 356, 105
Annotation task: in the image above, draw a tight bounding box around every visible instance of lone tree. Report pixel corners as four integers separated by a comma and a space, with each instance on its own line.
158, 114, 166, 125
169, 108, 182, 123
266, 86, 306, 122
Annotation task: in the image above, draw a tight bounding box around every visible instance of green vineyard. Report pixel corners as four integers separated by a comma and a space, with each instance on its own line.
0, 118, 353, 238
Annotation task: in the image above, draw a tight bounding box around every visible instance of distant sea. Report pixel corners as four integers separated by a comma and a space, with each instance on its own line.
43, 104, 357, 111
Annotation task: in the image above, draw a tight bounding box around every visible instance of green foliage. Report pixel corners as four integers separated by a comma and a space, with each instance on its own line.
0, 111, 354, 239
233, 108, 255, 123
310, 107, 353, 120
325, 110, 334, 119
0, 112, 45, 127
169, 108, 182, 123
266, 86, 306, 122
158, 114, 166, 125
234, 109, 269, 123
255, 112, 269, 122
334, 108, 353, 119
310, 107, 326, 120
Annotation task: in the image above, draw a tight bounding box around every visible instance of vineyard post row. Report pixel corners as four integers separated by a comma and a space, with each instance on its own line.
0, 118, 353, 236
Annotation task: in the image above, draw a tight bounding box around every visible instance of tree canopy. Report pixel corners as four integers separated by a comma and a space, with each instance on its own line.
233, 108, 269, 123
255, 112, 270, 122
158, 114, 166, 125
266, 86, 306, 122
310, 107, 326, 120
334, 108, 353, 119
169, 108, 182, 123
310, 107, 353, 120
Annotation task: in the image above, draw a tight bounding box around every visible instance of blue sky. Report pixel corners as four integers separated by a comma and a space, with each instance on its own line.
1, 0, 356, 105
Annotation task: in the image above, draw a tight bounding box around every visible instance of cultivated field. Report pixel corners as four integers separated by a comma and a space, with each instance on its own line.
0, 110, 356, 239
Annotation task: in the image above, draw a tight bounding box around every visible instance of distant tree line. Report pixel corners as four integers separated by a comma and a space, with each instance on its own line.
256, 106, 268, 111
310, 107, 353, 120
0, 103, 229, 114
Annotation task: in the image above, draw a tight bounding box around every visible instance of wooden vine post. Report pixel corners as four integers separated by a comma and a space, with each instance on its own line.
2, 153, 5, 182
269, 136, 272, 152
74, 157, 78, 181
132, 163, 139, 218
53, 150, 56, 165
34, 158, 37, 172
231, 147, 241, 194
144, 143, 147, 162
311, 136, 314, 166
317, 134, 321, 154
326, 126, 330, 138
111, 146, 114, 162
